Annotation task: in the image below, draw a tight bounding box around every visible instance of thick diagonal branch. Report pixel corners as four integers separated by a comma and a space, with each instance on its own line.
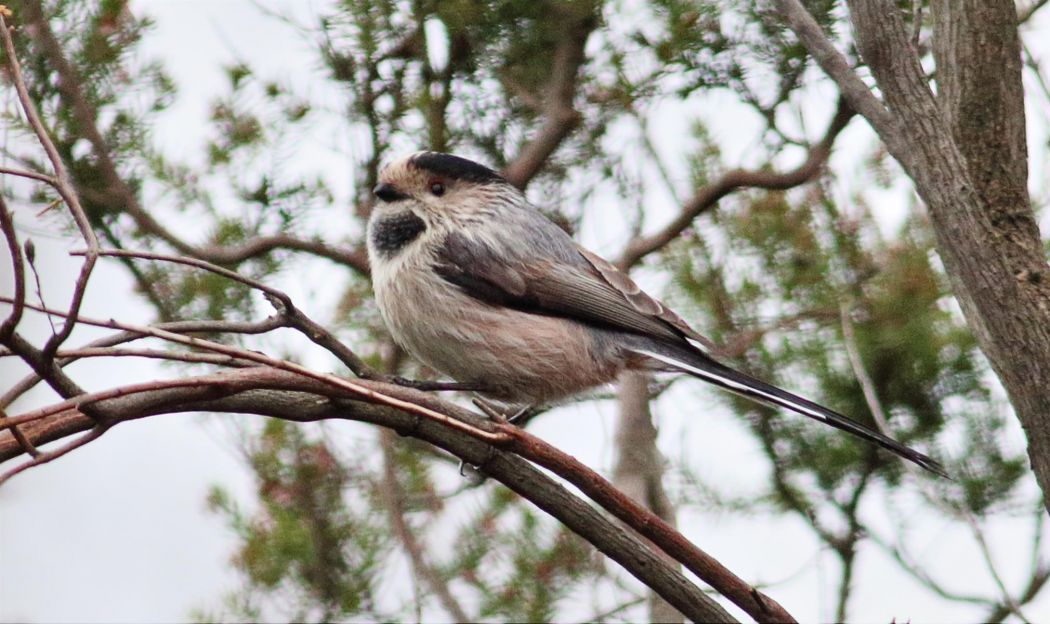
0, 369, 737, 623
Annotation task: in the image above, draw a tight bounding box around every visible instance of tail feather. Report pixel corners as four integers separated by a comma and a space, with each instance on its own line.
634, 342, 948, 478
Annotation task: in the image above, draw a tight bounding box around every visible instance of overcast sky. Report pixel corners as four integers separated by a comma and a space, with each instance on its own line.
3, 1, 1050, 622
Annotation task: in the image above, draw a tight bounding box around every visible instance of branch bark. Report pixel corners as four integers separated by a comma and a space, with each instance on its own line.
0, 368, 738, 623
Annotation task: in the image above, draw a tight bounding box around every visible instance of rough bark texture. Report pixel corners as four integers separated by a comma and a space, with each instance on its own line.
841, 0, 1050, 508
613, 371, 683, 623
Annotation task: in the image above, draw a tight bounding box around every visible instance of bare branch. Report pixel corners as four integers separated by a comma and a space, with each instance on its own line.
0, 425, 104, 486
0, 166, 57, 186
23, 239, 54, 336
0, 11, 99, 357
0, 309, 285, 409
80, 248, 294, 309
0, 405, 38, 458
0, 369, 737, 622
273, 297, 376, 377
0, 295, 510, 443
616, 98, 855, 270
51, 346, 262, 368
2, 331, 90, 411
505, 425, 797, 623
2, 377, 233, 431
771, 0, 899, 142
82, 247, 376, 376
178, 233, 370, 274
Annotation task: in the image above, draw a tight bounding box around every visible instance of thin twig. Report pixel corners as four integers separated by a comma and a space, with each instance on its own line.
76, 248, 292, 307
0, 166, 57, 186
81, 248, 377, 377
271, 294, 376, 378
50, 346, 262, 368
2, 378, 234, 430
0, 195, 37, 455
0, 425, 104, 486
0, 196, 24, 341
0, 312, 285, 409
22, 239, 55, 334
0, 12, 99, 359
0, 296, 511, 444
0, 405, 39, 457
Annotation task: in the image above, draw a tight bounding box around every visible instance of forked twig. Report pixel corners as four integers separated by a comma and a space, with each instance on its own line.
0, 296, 511, 444
0, 425, 104, 486
77, 248, 376, 377
0, 13, 99, 357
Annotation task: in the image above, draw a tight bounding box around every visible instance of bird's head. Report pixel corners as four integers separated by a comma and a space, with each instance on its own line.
372, 152, 517, 223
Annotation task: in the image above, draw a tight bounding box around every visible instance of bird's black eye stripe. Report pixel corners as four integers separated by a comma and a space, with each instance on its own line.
430, 180, 446, 196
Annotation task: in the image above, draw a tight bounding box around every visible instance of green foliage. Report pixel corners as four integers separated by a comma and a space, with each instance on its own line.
206, 421, 392, 621
669, 182, 1026, 539
204, 425, 608, 622
446, 488, 603, 622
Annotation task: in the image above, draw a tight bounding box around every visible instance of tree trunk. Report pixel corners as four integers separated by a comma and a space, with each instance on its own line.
613, 371, 683, 623
839, 0, 1050, 510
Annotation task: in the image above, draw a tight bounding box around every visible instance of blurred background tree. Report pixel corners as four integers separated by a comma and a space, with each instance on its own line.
1, 0, 1046, 621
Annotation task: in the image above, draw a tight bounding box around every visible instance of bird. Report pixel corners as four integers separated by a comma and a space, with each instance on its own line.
365, 151, 946, 478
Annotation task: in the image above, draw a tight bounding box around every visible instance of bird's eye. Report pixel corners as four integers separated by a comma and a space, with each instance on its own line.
429, 180, 446, 196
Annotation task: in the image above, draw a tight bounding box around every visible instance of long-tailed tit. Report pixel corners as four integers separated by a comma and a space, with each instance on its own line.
366, 152, 945, 477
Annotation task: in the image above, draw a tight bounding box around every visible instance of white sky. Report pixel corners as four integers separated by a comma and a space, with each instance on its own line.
2, 1, 1050, 622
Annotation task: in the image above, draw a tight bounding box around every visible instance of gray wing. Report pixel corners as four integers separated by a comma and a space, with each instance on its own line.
434, 229, 710, 346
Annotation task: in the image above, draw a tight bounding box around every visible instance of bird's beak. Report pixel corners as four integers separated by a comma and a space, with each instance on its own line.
374, 183, 409, 203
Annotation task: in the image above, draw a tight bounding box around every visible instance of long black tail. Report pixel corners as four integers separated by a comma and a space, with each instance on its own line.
632, 340, 947, 478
